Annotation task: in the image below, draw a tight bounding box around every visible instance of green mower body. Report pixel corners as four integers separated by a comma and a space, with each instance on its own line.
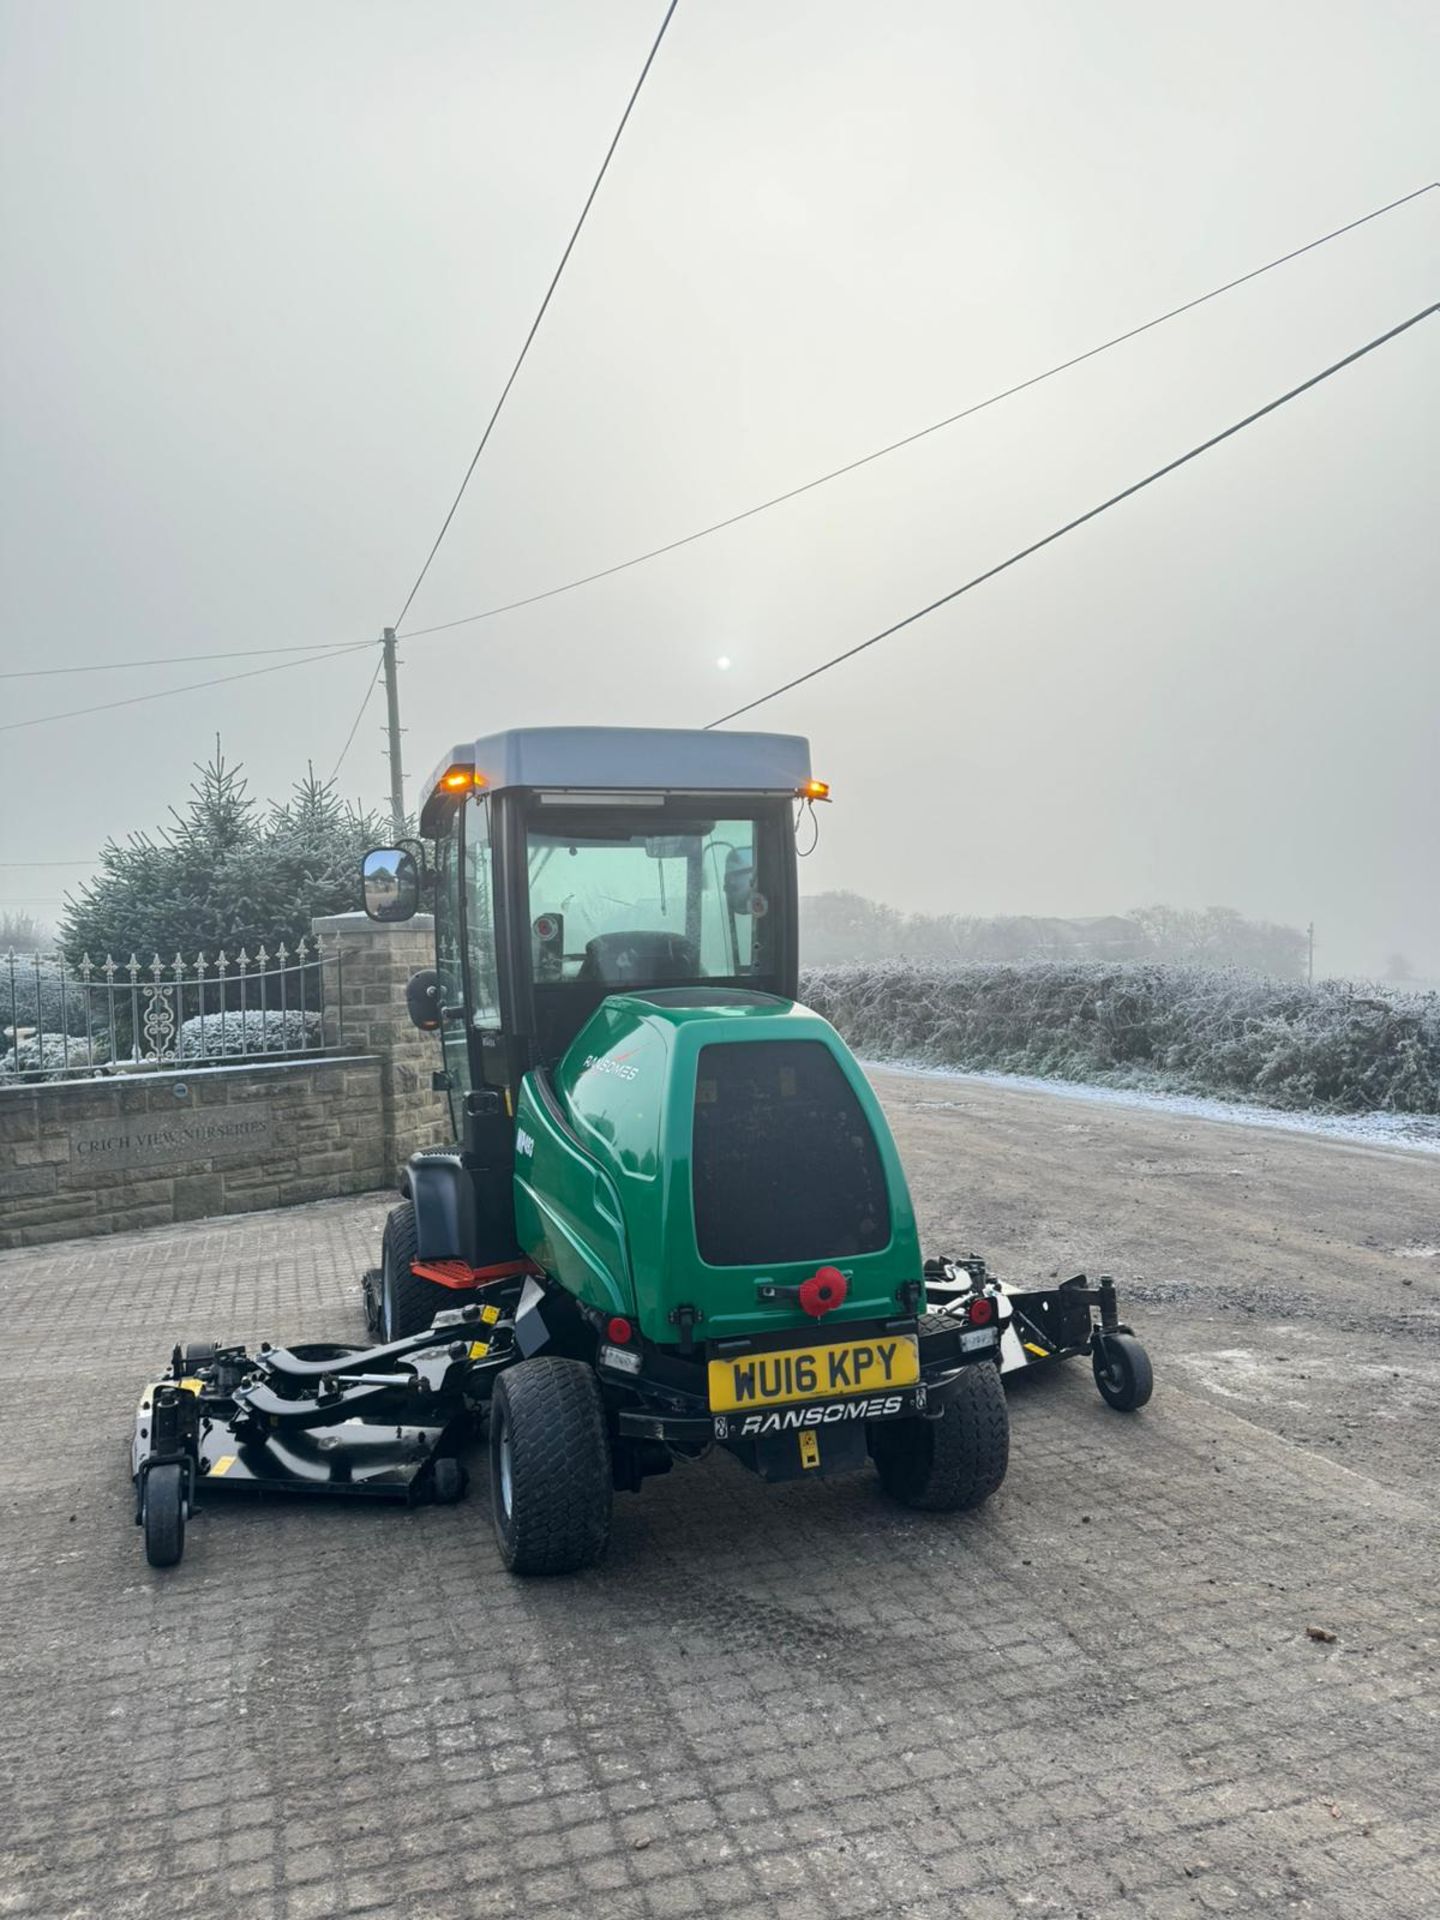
512, 989, 923, 1342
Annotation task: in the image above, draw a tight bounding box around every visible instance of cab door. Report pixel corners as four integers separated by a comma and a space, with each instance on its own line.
433, 814, 473, 1138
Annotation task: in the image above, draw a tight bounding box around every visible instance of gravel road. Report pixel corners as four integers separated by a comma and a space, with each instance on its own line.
873, 1066, 1440, 1492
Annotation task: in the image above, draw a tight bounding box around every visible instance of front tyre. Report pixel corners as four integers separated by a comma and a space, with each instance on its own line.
489, 1359, 612, 1574
379, 1202, 450, 1340
871, 1361, 1010, 1512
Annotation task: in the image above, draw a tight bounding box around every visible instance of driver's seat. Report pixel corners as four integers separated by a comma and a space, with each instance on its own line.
577, 931, 700, 986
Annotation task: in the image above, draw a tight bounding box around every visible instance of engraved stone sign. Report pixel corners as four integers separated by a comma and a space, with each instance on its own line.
69, 1105, 275, 1171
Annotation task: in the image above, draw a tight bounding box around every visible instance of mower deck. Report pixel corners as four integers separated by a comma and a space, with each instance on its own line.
130, 1302, 516, 1567
924, 1255, 1155, 1410
132, 1250, 1152, 1569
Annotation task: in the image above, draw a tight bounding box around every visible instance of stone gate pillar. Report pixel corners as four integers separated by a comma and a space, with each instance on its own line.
311, 912, 450, 1180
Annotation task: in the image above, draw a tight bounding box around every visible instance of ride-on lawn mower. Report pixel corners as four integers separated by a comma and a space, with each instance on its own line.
132, 727, 1152, 1571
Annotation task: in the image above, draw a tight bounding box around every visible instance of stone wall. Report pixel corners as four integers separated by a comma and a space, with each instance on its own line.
0, 1055, 385, 1249
0, 915, 451, 1250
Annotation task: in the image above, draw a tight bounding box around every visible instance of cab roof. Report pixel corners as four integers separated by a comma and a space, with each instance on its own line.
419, 726, 811, 833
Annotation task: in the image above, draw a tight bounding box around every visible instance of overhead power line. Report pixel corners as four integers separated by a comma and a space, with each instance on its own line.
0, 639, 371, 681
4, 187, 1430, 758
7, 184, 1426, 717
330, 654, 387, 782
706, 302, 1439, 729
1, 642, 374, 737
390, 0, 680, 632
397, 182, 1438, 647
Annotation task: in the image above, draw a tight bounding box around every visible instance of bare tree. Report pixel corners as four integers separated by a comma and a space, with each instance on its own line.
0, 911, 51, 954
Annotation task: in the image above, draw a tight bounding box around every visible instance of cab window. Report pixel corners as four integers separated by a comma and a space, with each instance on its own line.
525, 812, 776, 988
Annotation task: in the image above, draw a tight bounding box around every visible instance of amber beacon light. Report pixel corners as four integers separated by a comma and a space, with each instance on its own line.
440, 766, 484, 793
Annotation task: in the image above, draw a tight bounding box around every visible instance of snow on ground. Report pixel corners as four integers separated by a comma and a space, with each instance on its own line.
863, 1058, 1440, 1153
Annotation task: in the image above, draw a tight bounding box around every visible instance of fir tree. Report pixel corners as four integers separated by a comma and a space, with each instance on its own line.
59, 744, 385, 962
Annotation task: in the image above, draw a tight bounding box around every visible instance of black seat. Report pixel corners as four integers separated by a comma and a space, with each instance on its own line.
577, 931, 700, 986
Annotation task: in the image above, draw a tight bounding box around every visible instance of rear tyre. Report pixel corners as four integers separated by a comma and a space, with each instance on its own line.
380, 1203, 449, 1340
872, 1361, 1010, 1512
181, 1341, 216, 1373
143, 1463, 187, 1568
1092, 1332, 1153, 1411
489, 1358, 612, 1574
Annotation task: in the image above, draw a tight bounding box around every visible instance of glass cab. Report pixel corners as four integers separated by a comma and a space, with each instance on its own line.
431, 788, 798, 1128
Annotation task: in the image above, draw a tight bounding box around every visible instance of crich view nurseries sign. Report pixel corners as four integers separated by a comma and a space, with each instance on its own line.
68, 1106, 276, 1172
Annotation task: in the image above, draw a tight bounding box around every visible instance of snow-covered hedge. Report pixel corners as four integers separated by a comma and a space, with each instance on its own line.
0, 1034, 101, 1080
802, 963, 1440, 1115
1, 956, 91, 1036
177, 1008, 321, 1058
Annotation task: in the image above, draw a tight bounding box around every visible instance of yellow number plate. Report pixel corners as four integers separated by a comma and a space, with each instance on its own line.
708, 1334, 920, 1413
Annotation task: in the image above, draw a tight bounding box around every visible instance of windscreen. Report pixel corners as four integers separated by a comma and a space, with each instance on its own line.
525, 811, 780, 988
692, 1040, 891, 1266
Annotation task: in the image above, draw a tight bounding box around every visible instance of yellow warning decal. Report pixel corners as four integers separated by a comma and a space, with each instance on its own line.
481, 1305, 501, 1326
1023, 1341, 1049, 1358
798, 1430, 820, 1469
468, 1341, 490, 1359
179, 1378, 204, 1395
211, 1456, 236, 1477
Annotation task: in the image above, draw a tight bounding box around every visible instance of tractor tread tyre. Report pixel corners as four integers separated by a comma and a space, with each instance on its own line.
181, 1341, 217, 1373
916, 1309, 977, 1340
380, 1203, 449, 1341
489, 1359, 612, 1575
915, 1308, 1002, 1352
1092, 1332, 1153, 1411
143, 1463, 186, 1568
873, 1360, 1009, 1512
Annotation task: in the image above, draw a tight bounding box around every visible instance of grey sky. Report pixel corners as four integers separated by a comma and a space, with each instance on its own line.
2, 0, 1436, 974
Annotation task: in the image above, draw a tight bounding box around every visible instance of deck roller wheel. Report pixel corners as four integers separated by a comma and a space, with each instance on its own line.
142, 1463, 187, 1568
1092, 1332, 1153, 1411
360, 1270, 384, 1338
430, 1456, 466, 1505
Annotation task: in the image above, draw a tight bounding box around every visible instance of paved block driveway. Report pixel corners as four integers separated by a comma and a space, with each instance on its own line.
2, 1076, 1437, 1920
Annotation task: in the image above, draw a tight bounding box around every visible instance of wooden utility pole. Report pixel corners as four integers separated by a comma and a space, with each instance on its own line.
381, 627, 406, 839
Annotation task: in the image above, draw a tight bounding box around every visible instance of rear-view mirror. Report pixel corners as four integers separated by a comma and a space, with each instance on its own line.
362, 847, 420, 923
